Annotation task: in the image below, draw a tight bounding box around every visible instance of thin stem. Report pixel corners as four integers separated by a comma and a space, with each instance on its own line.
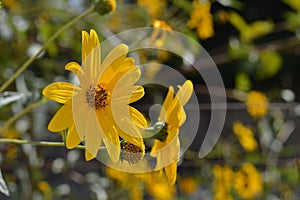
0, 5, 95, 93
0, 98, 49, 133
0, 138, 85, 149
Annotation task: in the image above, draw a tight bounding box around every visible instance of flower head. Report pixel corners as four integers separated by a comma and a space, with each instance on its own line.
234, 163, 263, 199
43, 29, 146, 161
213, 165, 234, 200
232, 121, 258, 152
187, 0, 214, 40
246, 91, 268, 118
150, 80, 193, 185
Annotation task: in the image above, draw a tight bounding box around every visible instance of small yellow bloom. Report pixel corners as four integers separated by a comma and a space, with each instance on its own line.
234, 163, 263, 199
213, 165, 234, 200
138, 0, 166, 19
246, 91, 268, 118
187, 0, 214, 40
179, 176, 198, 195
232, 121, 258, 152
149, 20, 173, 47
150, 80, 194, 185
43, 29, 147, 161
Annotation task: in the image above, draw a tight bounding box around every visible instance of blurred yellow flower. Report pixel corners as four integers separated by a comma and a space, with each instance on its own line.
43, 29, 146, 161
234, 163, 263, 199
144, 171, 176, 200
246, 91, 269, 118
187, 0, 214, 40
232, 121, 258, 152
106, 162, 175, 200
106, 166, 144, 200
213, 165, 234, 200
138, 0, 166, 18
149, 20, 173, 47
150, 80, 193, 185
179, 176, 198, 195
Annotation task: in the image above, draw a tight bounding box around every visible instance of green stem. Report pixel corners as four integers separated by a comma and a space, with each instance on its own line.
0, 5, 95, 93
0, 98, 49, 133
0, 138, 86, 149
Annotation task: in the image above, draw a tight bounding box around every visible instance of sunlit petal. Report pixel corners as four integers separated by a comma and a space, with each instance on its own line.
66, 124, 81, 149
48, 102, 73, 132
42, 82, 80, 104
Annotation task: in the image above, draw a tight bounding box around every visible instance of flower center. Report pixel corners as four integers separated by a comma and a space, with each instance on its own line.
121, 141, 143, 164
85, 84, 110, 109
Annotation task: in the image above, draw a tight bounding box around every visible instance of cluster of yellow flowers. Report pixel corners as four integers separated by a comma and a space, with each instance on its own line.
187, 0, 215, 40
42, 29, 193, 187
213, 163, 263, 199
246, 91, 269, 118
232, 121, 258, 152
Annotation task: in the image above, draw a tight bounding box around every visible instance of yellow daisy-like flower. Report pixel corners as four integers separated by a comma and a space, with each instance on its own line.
232, 121, 258, 152
150, 80, 193, 185
187, 0, 214, 40
43, 29, 147, 161
234, 163, 263, 199
213, 165, 234, 200
246, 91, 269, 118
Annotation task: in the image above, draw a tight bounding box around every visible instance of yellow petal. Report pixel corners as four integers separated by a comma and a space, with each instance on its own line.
98, 112, 120, 162
84, 111, 102, 161
101, 44, 128, 73
48, 102, 73, 132
65, 62, 82, 75
175, 80, 193, 106
42, 82, 80, 104
164, 162, 177, 186
129, 107, 147, 128
66, 125, 82, 149
129, 86, 145, 103
158, 86, 174, 122
82, 29, 100, 62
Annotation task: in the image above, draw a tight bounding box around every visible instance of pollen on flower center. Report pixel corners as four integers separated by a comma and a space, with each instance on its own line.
121, 141, 143, 164
85, 84, 110, 109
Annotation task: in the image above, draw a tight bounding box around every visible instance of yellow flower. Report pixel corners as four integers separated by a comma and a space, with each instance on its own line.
234, 163, 263, 199
179, 176, 198, 195
246, 91, 268, 118
213, 165, 234, 200
106, 165, 144, 200
232, 121, 258, 152
150, 80, 193, 185
43, 29, 147, 161
138, 0, 166, 19
187, 0, 214, 40
149, 20, 173, 47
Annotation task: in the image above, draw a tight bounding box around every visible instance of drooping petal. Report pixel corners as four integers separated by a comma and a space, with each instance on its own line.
42, 82, 80, 104
129, 86, 145, 103
84, 109, 103, 161
48, 102, 73, 132
65, 62, 82, 76
98, 111, 120, 162
164, 162, 177, 186
66, 124, 82, 149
